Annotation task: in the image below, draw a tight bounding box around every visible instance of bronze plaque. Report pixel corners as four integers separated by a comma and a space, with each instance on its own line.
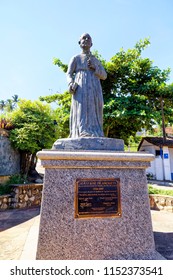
75, 178, 121, 219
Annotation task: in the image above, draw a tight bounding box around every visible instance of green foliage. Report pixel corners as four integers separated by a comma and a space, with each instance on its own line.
53, 58, 68, 72
103, 93, 156, 144
148, 185, 173, 197
54, 91, 71, 138
124, 135, 142, 151
40, 92, 71, 138
0, 174, 28, 195
8, 99, 57, 153
102, 39, 172, 143
39, 93, 61, 105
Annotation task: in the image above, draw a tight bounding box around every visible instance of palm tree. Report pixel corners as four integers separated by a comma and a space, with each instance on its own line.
6, 99, 14, 112
12, 94, 19, 103
0, 100, 6, 113
12, 94, 19, 109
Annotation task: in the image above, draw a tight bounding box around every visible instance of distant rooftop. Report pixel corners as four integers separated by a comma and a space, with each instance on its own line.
138, 136, 173, 150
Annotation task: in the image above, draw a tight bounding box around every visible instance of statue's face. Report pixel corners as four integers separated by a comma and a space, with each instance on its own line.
79, 33, 92, 49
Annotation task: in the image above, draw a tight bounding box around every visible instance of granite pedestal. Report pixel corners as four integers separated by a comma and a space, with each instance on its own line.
36, 148, 164, 260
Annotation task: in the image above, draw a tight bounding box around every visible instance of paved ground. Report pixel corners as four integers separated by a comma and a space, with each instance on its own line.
0, 207, 172, 260
148, 181, 173, 259
152, 210, 173, 260
0, 207, 40, 260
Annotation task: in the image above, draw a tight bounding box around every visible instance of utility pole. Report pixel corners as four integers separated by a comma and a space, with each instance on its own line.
160, 96, 166, 181
160, 96, 166, 143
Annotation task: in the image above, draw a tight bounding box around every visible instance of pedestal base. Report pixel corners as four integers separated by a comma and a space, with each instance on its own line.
36, 150, 164, 260
52, 137, 124, 151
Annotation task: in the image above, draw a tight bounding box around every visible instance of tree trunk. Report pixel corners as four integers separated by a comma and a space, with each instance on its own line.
105, 126, 110, 137
20, 152, 42, 182
28, 153, 42, 182
20, 151, 31, 176
30, 153, 37, 172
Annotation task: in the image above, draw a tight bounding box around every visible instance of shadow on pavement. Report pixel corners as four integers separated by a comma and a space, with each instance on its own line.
0, 207, 40, 232
154, 232, 173, 260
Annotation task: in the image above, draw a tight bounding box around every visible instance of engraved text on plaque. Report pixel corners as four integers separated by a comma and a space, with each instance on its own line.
75, 178, 121, 218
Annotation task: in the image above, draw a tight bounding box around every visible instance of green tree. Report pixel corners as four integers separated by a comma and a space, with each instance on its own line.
51, 38, 173, 144
5, 99, 14, 112
9, 99, 57, 177
40, 91, 71, 138
99, 39, 172, 143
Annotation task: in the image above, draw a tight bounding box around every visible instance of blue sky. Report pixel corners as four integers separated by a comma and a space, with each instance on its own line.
0, 0, 173, 101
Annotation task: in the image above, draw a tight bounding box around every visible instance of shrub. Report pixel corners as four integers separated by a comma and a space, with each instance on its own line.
0, 174, 28, 195
148, 185, 173, 197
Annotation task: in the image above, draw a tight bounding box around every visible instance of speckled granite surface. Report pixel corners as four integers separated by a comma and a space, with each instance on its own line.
36, 150, 164, 260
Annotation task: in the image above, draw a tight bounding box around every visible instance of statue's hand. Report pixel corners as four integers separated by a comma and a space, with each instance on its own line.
87, 59, 96, 71
69, 82, 78, 94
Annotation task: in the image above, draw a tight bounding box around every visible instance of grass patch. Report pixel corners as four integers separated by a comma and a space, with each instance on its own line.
0, 174, 28, 195
148, 184, 173, 197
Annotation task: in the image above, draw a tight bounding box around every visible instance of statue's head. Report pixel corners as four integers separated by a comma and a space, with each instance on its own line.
78, 33, 93, 49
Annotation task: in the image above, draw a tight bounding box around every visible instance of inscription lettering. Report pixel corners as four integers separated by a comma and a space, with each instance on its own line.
75, 178, 121, 218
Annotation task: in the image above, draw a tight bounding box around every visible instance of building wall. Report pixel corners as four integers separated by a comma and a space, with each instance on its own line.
139, 140, 173, 181
163, 146, 171, 180
155, 157, 164, 180
139, 140, 164, 180
139, 140, 157, 178
0, 131, 20, 176
169, 148, 173, 180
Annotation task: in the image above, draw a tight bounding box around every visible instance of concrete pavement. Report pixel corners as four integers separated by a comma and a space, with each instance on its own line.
0, 207, 40, 260
0, 207, 173, 260
152, 210, 173, 260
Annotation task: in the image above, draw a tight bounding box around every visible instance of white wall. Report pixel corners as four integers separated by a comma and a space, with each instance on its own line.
163, 146, 171, 180
139, 140, 173, 181
139, 140, 156, 178
169, 148, 173, 180
155, 157, 164, 180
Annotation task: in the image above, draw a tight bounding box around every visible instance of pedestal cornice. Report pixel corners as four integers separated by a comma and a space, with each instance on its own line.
37, 150, 154, 162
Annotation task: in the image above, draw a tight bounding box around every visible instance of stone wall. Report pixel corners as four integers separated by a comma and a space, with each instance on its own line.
0, 129, 20, 176
149, 194, 173, 212
0, 183, 43, 210
0, 195, 12, 210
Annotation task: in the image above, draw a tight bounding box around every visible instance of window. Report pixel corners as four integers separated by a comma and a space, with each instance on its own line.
155, 150, 161, 157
